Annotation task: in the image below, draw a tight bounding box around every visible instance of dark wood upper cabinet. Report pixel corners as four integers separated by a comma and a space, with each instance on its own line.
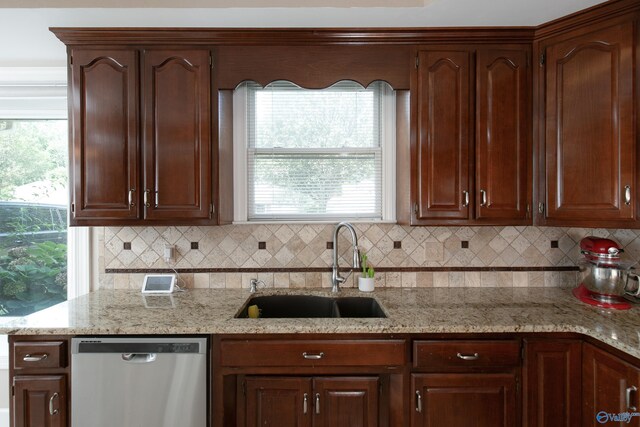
583, 343, 640, 427
411, 46, 531, 225
414, 49, 472, 222
142, 49, 212, 220
476, 47, 530, 221
68, 48, 214, 225
70, 49, 139, 223
542, 22, 635, 225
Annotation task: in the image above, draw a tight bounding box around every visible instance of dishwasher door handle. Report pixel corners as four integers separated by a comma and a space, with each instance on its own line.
121, 353, 157, 363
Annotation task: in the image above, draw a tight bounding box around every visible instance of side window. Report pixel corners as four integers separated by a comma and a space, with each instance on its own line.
0, 120, 68, 316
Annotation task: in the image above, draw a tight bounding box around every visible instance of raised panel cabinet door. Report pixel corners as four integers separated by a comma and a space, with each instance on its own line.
243, 377, 312, 427
544, 23, 634, 222
142, 49, 212, 220
411, 373, 517, 427
70, 49, 139, 222
583, 343, 640, 427
414, 49, 472, 221
13, 375, 66, 427
312, 377, 379, 427
523, 339, 581, 427
476, 47, 530, 221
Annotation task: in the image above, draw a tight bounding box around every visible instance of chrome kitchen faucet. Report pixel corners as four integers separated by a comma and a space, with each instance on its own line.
331, 222, 361, 293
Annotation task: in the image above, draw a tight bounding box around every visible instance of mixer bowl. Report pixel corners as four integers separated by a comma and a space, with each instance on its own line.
579, 263, 639, 297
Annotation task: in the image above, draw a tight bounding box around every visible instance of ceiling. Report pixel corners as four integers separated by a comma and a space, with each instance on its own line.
0, 0, 605, 67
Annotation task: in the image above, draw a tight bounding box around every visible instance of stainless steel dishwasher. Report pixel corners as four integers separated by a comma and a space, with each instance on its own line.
71, 337, 207, 427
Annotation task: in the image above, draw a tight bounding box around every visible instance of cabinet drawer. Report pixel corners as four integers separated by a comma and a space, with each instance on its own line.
14, 341, 67, 370
220, 339, 406, 367
413, 340, 520, 370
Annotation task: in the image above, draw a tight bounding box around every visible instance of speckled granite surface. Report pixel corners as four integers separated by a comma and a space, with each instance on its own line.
1, 287, 640, 359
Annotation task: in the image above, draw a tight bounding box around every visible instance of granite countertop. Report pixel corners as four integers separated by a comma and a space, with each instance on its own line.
1, 287, 639, 359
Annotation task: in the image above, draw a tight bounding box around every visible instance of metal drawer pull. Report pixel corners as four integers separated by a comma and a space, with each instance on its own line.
462, 190, 470, 207
456, 352, 479, 361
302, 352, 324, 360
128, 188, 135, 207
303, 393, 308, 414
480, 189, 487, 207
315, 393, 320, 414
23, 353, 48, 362
155, 190, 159, 208
625, 185, 632, 205
626, 386, 637, 410
49, 392, 59, 415
415, 390, 422, 412
144, 189, 150, 207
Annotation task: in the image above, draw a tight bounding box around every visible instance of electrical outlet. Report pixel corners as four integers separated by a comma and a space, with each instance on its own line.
163, 245, 175, 263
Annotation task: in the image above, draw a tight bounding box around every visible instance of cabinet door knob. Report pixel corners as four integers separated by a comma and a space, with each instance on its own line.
626, 385, 637, 410
49, 392, 59, 415
456, 352, 479, 361
625, 185, 632, 205
480, 190, 487, 207
462, 190, 470, 207
415, 390, 422, 412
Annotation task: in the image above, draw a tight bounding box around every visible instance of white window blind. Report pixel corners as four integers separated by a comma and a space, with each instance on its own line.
243, 80, 388, 221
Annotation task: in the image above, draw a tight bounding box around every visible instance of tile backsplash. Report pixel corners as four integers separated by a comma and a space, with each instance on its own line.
98, 224, 640, 290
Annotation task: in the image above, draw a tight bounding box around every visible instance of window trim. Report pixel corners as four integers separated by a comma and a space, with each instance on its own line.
0, 67, 67, 120
233, 81, 396, 224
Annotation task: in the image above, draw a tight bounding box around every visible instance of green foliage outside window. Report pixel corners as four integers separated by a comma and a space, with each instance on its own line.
0, 120, 68, 316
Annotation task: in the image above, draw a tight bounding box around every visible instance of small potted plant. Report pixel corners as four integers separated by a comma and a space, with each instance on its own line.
358, 252, 375, 292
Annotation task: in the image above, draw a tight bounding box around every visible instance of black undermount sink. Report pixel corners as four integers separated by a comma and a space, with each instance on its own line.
236, 295, 386, 319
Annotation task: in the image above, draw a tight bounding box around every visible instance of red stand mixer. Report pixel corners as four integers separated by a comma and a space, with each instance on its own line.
573, 236, 640, 310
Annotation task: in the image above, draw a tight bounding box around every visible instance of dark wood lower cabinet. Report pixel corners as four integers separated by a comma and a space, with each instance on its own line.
12, 375, 66, 427
313, 377, 379, 427
524, 339, 582, 427
244, 377, 311, 427
241, 376, 379, 427
583, 343, 640, 427
411, 373, 517, 427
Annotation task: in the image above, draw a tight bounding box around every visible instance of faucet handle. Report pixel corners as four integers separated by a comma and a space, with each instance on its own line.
249, 278, 266, 293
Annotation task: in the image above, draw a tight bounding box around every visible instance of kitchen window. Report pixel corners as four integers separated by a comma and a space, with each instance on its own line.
0, 68, 90, 319
233, 80, 396, 222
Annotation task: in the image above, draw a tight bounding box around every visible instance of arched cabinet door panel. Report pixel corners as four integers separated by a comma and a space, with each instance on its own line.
414, 49, 472, 221
70, 49, 139, 222
476, 48, 530, 221
544, 23, 634, 222
142, 50, 212, 221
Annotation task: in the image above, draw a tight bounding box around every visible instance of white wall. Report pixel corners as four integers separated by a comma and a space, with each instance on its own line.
0, 0, 604, 66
